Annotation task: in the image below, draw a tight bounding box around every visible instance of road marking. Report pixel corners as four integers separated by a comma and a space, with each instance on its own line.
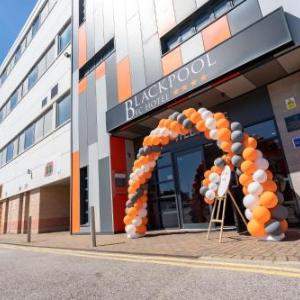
1, 243, 300, 278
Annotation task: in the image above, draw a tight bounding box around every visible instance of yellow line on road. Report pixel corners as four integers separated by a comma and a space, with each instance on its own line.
1, 243, 300, 279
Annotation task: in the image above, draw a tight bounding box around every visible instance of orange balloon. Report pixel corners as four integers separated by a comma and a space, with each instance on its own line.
124, 215, 133, 225
134, 200, 143, 210
217, 128, 231, 141
262, 180, 277, 192
244, 137, 257, 149
204, 130, 211, 139
136, 224, 147, 234
160, 136, 170, 145
204, 170, 212, 178
243, 186, 248, 195
190, 112, 201, 124
247, 219, 266, 237
220, 141, 232, 153
242, 147, 257, 161
183, 108, 196, 118
202, 178, 210, 186
239, 173, 252, 186
259, 191, 278, 209
142, 217, 148, 225
216, 118, 230, 129
280, 219, 288, 233
127, 207, 138, 217
140, 195, 147, 203
196, 120, 206, 132
170, 121, 181, 133
158, 119, 167, 128
211, 166, 222, 174
241, 160, 256, 175
252, 206, 271, 224
204, 198, 214, 205
243, 133, 249, 142
214, 112, 225, 120
266, 170, 274, 181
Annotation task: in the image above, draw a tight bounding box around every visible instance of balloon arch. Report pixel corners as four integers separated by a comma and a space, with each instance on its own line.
124, 107, 288, 241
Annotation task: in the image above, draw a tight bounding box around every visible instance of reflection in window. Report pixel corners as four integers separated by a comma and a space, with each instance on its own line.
157, 152, 171, 168
6, 143, 14, 163
28, 67, 38, 90
245, 120, 277, 140
24, 125, 35, 150
58, 23, 71, 53
157, 167, 174, 182
159, 181, 175, 196
57, 94, 71, 126
213, 0, 232, 18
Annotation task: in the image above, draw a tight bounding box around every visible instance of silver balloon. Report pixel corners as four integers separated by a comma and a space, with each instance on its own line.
169, 112, 180, 120
265, 219, 282, 235
183, 118, 193, 129
231, 155, 243, 168
271, 205, 288, 220
214, 157, 225, 168
177, 113, 186, 124
231, 122, 243, 132
200, 186, 209, 196
231, 142, 244, 155
231, 130, 244, 143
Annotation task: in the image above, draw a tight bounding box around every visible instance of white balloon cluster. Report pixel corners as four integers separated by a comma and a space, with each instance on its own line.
125, 204, 148, 239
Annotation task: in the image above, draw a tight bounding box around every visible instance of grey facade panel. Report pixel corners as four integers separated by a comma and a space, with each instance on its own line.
114, 0, 128, 62
85, 0, 96, 61
143, 33, 163, 86
214, 87, 273, 126
126, 0, 139, 20
173, 0, 197, 23
72, 0, 79, 71
94, 0, 105, 54
228, 0, 262, 35
99, 156, 114, 233
103, 0, 115, 44
86, 73, 98, 145
78, 93, 88, 167
106, 53, 118, 110
127, 14, 146, 94
138, 0, 158, 42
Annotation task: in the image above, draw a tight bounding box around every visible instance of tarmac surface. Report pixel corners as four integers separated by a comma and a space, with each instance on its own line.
0, 244, 300, 300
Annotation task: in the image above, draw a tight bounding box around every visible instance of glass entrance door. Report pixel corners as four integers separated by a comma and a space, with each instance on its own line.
174, 147, 211, 228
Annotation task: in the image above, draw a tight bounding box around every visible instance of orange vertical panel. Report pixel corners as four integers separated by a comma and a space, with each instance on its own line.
95, 62, 106, 80
202, 16, 231, 51
117, 57, 132, 102
78, 23, 87, 68
162, 47, 183, 76
71, 152, 80, 233
78, 78, 87, 94
155, 0, 176, 37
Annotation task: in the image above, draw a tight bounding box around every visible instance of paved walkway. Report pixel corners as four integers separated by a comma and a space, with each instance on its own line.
0, 229, 300, 262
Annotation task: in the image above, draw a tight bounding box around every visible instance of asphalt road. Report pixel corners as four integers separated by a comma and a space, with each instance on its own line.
0, 244, 299, 300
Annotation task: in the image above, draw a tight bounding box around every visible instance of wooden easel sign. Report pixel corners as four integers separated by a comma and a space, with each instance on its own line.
207, 166, 247, 243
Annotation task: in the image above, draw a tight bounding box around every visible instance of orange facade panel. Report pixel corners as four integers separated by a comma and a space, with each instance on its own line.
95, 62, 106, 80
202, 16, 231, 51
117, 57, 132, 102
71, 152, 80, 233
155, 0, 176, 37
162, 47, 183, 76
78, 78, 87, 94
78, 23, 87, 68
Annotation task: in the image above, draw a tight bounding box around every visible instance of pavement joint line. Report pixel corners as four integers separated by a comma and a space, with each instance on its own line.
1, 243, 300, 276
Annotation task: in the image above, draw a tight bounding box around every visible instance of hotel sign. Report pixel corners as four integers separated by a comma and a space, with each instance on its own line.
106, 9, 292, 132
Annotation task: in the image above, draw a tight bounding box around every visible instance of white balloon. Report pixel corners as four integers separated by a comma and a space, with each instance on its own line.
255, 158, 269, 170
205, 189, 216, 200
208, 182, 218, 192
256, 150, 263, 159
245, 208, 253, 220
143, 203, 147, 209
198, 108, 207, 114
209, 172, 220, 184
170, 131, 178, 139
248, 181, 263, 196
209, 129, 218, 140
132, 216, 142, 226
125, 224, 136, 234
149, 161, 156, 168
243, 194, 259, 209
253, 169, 267, 183
129, 179, 134, 186
161, 128, 169, 137
205, 118, 216, 130
139, 208, 147, 218
217, 140, 222, 149
202, 110, 213, 120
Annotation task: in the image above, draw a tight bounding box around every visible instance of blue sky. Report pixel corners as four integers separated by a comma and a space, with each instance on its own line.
0, 0, 37, 65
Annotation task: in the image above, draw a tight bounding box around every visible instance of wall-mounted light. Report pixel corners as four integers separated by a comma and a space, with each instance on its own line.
64, 51, 71, 58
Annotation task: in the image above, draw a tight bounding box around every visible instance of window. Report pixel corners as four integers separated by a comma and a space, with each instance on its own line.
28, 66, 38, 90
46, 43, 56, 68
38, 55, 47, 78
79, 0, 86, 25
44, 109, 53, 135
31, 15, 41, 37
0, 110, 3, 124
24, 124, 35, 150
35, 116, 44, 141
57, 94, 71, 126
161, 0, 244, 54
40, 2, 49, 23
58, 23, 71, 53
18, 132, 25, 154
13, 138, 18, 158
6, 142, 14, 163
10, 91, 18, 111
